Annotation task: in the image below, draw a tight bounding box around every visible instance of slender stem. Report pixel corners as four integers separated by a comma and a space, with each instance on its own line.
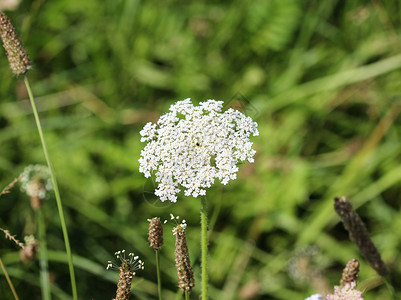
155, 250, 162, 300
23, 76, 78, 300
37, 209, 51, 300
384, 275, 400, 300
184, 291, 189, 300
0, 258, 20, 300
200, 197, 208, 300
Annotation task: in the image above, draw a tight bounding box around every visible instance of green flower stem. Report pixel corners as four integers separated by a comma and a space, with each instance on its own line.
200, 196, 208, 300
23, 76, 78, 300
155, 250, 162, 300
384, 275, 400, 300
185, 291, 189, 300
37, 209, 51, 300
0, 258, 20, 300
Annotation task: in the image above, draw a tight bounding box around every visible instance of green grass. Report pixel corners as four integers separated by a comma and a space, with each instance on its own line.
1, 0, 401, 299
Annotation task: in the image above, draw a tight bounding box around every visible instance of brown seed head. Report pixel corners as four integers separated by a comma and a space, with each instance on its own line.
173, 224, 195, 293
0, 11, 31, 75
115, 261, 134, 300
148, 217, 164, 250
340, 258, 360, 286
334, 196, 388, 276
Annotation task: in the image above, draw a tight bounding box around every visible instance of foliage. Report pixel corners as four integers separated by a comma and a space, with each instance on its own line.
1, 0, 401, 299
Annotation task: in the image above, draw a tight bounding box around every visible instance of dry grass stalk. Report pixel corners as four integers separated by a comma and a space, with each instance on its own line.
334, 196, 388, 276
0, 228, 25, 249
0, 175, 22, 196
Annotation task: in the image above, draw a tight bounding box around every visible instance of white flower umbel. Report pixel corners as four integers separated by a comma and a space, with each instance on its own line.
139, 99, 259, 202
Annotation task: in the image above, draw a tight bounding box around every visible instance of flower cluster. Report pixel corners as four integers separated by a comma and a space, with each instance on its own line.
106, 250, 144, 273
139, 99, 259, 202
20, 164, 52, 199
326, 282, 363, 300
304, 282, 363, 300
107, 250, 144, 300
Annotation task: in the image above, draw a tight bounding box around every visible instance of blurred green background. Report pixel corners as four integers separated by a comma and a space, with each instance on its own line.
1, 0, 401, 299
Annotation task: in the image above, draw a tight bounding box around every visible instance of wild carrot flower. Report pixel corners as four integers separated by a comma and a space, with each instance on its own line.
139, 99, 259, 202
107, 250, 144, 300
0, 11, 31, 75
305, 282, 363, 300
326, 282, 363, 300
